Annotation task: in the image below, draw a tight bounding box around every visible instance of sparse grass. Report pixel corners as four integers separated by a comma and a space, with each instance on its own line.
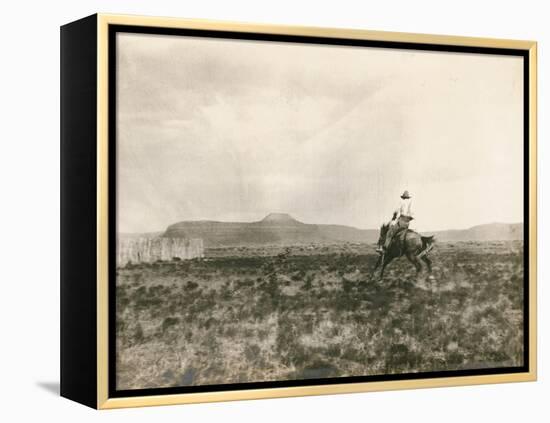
116, 241, 524, 390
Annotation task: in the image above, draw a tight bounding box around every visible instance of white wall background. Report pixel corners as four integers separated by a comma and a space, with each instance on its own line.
0, 0, 546, 420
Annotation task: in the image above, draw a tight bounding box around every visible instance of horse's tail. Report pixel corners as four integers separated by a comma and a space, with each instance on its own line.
421, 235, 435, 247
420, 235, 435, 255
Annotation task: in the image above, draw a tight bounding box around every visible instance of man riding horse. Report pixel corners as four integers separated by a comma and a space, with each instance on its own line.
377, 190, 414, 254
374, 190, 435, 278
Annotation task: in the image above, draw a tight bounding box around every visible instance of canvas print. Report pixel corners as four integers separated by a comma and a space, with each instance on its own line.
114, 32, 525, 391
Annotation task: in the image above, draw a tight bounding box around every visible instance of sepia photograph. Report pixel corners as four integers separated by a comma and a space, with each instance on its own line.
113, 30, 525, 391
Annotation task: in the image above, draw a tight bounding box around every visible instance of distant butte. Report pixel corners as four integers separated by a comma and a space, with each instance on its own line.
260, 213, 301, 224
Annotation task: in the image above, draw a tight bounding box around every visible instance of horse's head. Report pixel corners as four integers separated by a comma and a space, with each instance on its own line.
378, 223, 389, 248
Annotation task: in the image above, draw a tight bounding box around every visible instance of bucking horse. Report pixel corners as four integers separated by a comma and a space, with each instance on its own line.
374, 223, 435, 278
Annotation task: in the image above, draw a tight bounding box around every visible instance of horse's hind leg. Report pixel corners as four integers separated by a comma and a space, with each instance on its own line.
421, 255, 432, 273
406, 252, 423, 275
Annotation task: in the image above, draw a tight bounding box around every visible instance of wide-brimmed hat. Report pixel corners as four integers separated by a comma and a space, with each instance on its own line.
401, 190, 411, 199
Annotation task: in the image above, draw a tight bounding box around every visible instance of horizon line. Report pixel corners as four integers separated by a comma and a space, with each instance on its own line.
118, 215, 523, 235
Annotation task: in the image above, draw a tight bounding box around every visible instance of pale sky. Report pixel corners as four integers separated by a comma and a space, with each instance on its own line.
116, 32, 524, 233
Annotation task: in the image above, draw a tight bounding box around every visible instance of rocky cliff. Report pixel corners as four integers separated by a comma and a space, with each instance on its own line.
117, 237, 204, 266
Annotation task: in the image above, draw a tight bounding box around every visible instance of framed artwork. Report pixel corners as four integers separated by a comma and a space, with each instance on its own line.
60, 14, 537, 409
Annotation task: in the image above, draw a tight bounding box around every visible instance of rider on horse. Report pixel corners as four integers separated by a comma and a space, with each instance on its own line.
377, 190, 414, 253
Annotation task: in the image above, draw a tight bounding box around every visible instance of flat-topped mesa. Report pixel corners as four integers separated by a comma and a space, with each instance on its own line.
259, 213, 302, 225
162, 213, 334, 246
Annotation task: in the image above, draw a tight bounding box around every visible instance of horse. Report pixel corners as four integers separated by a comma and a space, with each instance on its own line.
373, 222, 435, 278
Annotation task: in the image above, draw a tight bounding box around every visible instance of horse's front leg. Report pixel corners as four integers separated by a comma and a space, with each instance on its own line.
370, 254, 382, 281
373, 254, 382, 271
379, 255, 394, 279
